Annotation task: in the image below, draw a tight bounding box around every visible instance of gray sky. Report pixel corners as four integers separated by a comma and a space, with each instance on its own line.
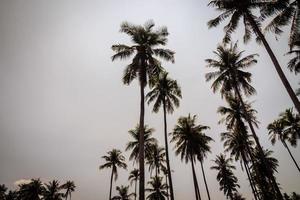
0, 0, 299, 200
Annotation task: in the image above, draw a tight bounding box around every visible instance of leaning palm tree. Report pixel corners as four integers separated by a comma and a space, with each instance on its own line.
205, 43, 282, 199
43, 180, 64, 200
207, 0, 300, 115
171, 114, 210, 200
211, 154, 240, 200
128, 169, 139, 200
100, 149, 127, 200
267, 119, 300, 172
112, 185, 134, 200
261, 0, 299, 49
146, 71, 181, 200
146, 176, 168, 200
146, 143, 166, 178
112, 20, 175, 200
18, 179, 44, 200
125, 124, 157, 164
60, 181, 75, 200
196, 131, 214, 200
287, 41, 300, 74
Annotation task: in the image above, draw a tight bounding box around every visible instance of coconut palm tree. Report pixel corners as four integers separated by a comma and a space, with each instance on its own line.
43, 180, 64, 200
146, 176, 168, 200
146, 71, 181, 200
267, 119, 300, 172
261, 0, 299, 49
112, 186, 134, 200
287, 41, 300, 74
111, 20, 174, 200
207, 0, 300, 115
205, 43, 282, 199
99, 149, 127, 200
171, 114, 210, 200
60, 181, 75, 200
146, 143, 166, 178
161, 166, 170, 200
128, 169, 139, 200
18, 179, 44, 200
280, 108, 300, 144
211, 154, 240, 200
125, 124, 157, 164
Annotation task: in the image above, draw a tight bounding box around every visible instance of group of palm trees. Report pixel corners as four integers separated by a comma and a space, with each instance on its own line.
100, 0, 300, 200
0, 179, 75, 200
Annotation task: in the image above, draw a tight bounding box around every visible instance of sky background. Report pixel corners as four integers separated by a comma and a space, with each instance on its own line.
0, 0, 299, 200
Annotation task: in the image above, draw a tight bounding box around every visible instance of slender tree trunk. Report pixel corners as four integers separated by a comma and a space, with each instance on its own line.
242, 155, 259, 200
166, 174, 170, 200
199, 160, 211, 200
191, 157, 201, 200
135, 179, 137, 200
282, 140, 300, 172
233, 85, 283, 200
109, 169, 114, 200
139, 80, 145, 200
163, 101, 175, 200
245, 12, 300, 114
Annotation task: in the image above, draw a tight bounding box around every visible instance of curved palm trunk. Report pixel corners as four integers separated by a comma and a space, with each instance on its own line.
199, 160, 211, 200
245, 12, 300, 114
191, 157, 201, 200
163, 102, 175, 200
282, 139, 300, 172
139, 79, 145, 200
242, 154, 259, 200
233, 85, 283, 200
109, 169, 114, 200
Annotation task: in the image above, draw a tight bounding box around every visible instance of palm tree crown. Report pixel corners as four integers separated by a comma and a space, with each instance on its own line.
43, 180, 64, 200
146, 176, 168, 200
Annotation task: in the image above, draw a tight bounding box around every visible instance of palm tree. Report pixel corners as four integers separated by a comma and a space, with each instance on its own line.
18, 179, 44, 200
146, 143, 166, 178
171, 114, 210, 200
43, 180, 64, 200
287, 41, 300, 74
205, 43, 282, 199
280, 108, 300, 144
211, 154, 240, 200
207, 0, 300, 114
146, 176, 168, 200
161, 166, 170, 200
125, 124, 157, 164
267, 119, 300, 172
146, 71, 181, 200
60, 181, 75, 200
128, 169, 139, 200
261, 0, 300, 49
112, 20, 175, 200
100, 149, 127, 200
112, 186, 134, 200
6, 190, 18, 200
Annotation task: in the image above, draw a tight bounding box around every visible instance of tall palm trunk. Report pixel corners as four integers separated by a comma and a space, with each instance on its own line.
165, 174, 170, 200
199, 160, 211, 200
139, 78, 145, 200
233, 85, 283, 200
282, 139, 300, 172
191, 157, 201, 200
109, 168, 114, 200
245, 12, 300, 114
163, 101, 175, 200
242, 153, 259, 200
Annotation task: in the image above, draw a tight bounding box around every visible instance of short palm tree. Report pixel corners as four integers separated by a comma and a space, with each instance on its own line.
280, 108, 300, 144
171, 114, 210, 200
146, 143, 166, 178
100, 149, 127, 200
125, 124, 157, 164
146, 176, 168, 200
112, 20, 174, 200
211, 154, 240, 200
112, 185, 134, 200
18, 179, 44, 200
146, 71, 181, 200
43, 180, 64, 200
207, 0, 300, 114
60, 181, 75, 200
287, 41, 300, 74
261, 0, 300, 49
128, 169, 139, 200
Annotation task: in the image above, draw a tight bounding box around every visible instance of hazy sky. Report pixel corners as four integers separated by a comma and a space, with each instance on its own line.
0, 0, 299, 200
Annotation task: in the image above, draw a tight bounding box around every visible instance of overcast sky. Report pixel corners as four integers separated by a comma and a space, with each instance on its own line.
0, 0, 299, 200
